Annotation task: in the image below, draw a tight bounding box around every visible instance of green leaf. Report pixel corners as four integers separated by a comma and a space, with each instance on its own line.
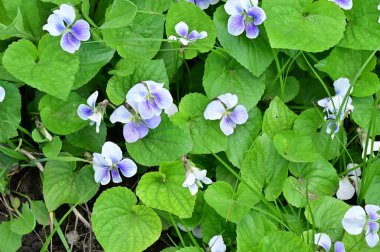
339, 0, 380, 50
108, 58, 135, 76
352, 97, 380, 135
3, 35, 79, 100
42, 136, 62, 158
226, 107, 262, 168
102, 11, 164, 61
127, 117, 192, 166
262, 97, 298, 137
101, 0, 137, 29
237, 211, 278, 252
129, 0, 173, 13
0, 9, 28, 40
0, 82, 21, 142
10, 203, 36, 235
171, 93, 226, 154
263, 0, 346, 52
204, 181, 258, 223
353, 73, 380, 97
0, 222, 22, 252
263, 74, 300, 103
43, 162, 99, 211
365, 160, 380, 205
30, 200, 50, 226
258, 231, 310, 251
40, 0, 82, 5
203, 51, 265, 110
213, 7, 273, 76
136, 161, 196, 218
283, 156, 339, 207
106, 59, 169, 105
273, 131, 318, 162
92, 187, 161, 252
66, 124, 107, 153
241, 134, 288, 201
304, 196, 349, 240
39, 92, 88, 135
73, 43, 115, 89
165, 1, 216, 59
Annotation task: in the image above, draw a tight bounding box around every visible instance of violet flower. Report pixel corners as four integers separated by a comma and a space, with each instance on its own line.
43, 4, 90, 53
126, 81, 173, 120
0, 86, 5, 102
92, 142, 137, 185
168, 21, 208, 46
224, 0, 266, 39
187, 0, 220, 10
329, 0, 352, 10
208, 235, 227, 252
77, 91, 104, 133
110, 104, 161, 143
314, 233, 346, 252
182, 157, 212, 196
204, 93, 248, 136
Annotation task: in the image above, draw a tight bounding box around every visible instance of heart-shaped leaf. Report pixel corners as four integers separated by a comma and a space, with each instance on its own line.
0, 81, 21, 142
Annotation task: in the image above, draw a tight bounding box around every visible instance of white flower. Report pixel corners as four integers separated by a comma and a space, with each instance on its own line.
0, 86, 5, 102
336, 163, 361, 201
314, 233, 346, 252
77, 91, 105, 133
182, 159, 212, 196
208, 235, 226, 252
168, 21, 207, 46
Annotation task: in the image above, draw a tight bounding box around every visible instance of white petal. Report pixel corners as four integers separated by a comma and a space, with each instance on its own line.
347, 163, 361, 177
183, 172, 196, 186
342, 206, 367, 235
365, 205, 380, 221
204, 100, 225, 120
217, 93, 238, 109
126, 83, 149, 105
188, 183, 198, 195
164, 103, 178, 117
0, 86, 5, 102
87, 91, 98, 108
110, 105, 133, 124
209, 235, 226, 252
174, 21, 189, 37
336, 177, 355, 200
314, 233, 331, 252
101, 141, 123, 164
224, 0, 244, 15
334, 78, 352, 97
317, 98, 330, 108
53, 4, 76, 26
43, 13, 65, 36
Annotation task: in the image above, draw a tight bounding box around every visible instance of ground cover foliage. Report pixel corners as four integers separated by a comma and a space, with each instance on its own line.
0, 0, 380, 251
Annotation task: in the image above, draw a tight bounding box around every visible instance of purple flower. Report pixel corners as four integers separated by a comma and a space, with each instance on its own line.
224, 0, 266, 39
342, 205, 380, 248
204, 93, 248, 136
92, 142, 137, 185
329, 0, 352, 10
110, 104, 161, 143
43, 4, 90, 53
126, 81, 173, 120
0, 86, 5, 102
168, 21, 208, 46
187, 0, 220, 10
77, 91, 103, 133
314, 233, 346, 252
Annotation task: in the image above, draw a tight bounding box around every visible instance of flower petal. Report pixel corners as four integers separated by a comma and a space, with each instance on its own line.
0, 86, 4, 102
53, 4, 76, 26
317, 98, 330, 108
71, 20, 91, 41
134, 121, 149, 138
110, 105, 133, 124
117, 158, 137, 178
77, 104, 94, 120
92, 153, 109, 168
336, 177, 355, 200
330, 0, 353, 10
60, 32, 81, 53
87, 91, 98, 108
188, 183, 198, 195
314, 233, 331, 252
209, 235, 226, 252
111, 168, 122, 183
224, 0, 244, 15
230, 105, 248, 124
366, 222, 380, 248
175, 21, 189, 37
152, 87, 173, 110
126, 83, 149, 104
195, 0, 210, 9
101, 141, 123, 164
227, 15, 245, 36
43, 14, 65, 36
245, 21, 259, 39
365, 205, 380, 221
347, 163, 361, 177
197, 31, 208, 40
334, 241, 346, 252
342, 206, 367, 235
217, 93, 238, 109
204, 100, 225, 120
220, 115, 236, 136
94, 166, 108, 183
334, 78, 352, 97
247, 7, 266, 25
144, 116, 161, 129
138, 100, 156, 119
88, 112, 102, 133
164, 103, 178, 118
202, 177, 213, 185
183, 172, 196, 186
123, 122, 140, 143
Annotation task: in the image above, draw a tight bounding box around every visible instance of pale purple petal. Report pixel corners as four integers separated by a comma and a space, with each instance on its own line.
327, 121, 340, 135
134, 121, 149, 138
144, 116, 161, 129
202, 177, 213, 184
138, 100, 156, 119
330, 0, 353, 10
195, 0, 210, 9
188, 183, 198, 195
164, 104, 178, 117
336, 177, 355, 200
187, 0, 195, 3
227, 15, 245, 36
334, 78, 352, 97
245, 21, 259, 39
60, 32, 81, 53
110, 105, 133, 124
71, 20, 91, 41
317, 98, 330, 108
94, 168, 110, 185
101, 141, 123, 164
247, 7, 266, 25
123, 122, 140, 143
126, 83, 149, 104
218, 93, 238, 109
224, 0, 244, 15
152, 88, 173, 110
92, 153, 109, 168
314, 233, 331, 252
53, 4, 76, 26
117, 158, 137, 178
77, 104, 94, 120
87, 91, 98, 108
229, 105, 248, 124
175, 21, 189, 37
111, 169, 122, 183
204, 100, 225, 120
197, 31, 208, 40
183, 172, 196, 186
188, 30, 199, 41
43, 14, 65, 36
366, 222, 380, 248
365, 205, 380, 221
334, 242, 346, 252
209, 0, 220, 4
220, 116, 236, 136
0, 86, 4, 102
342, 206, 367, 235
209, 235, 226, 252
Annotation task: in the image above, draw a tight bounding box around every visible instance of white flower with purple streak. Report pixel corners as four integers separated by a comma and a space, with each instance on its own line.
168, 21, 208, 46
126, 81, 173, 120
0, 86, 5, 102
204, 93, 248, 136
224, 0, 266, 39
77, 91, 104, 133
110, 104, 161, 143
92, 142, 137, 185
329, 0, 352, 10
187, 0, 220, 10
43, 4, 90, 53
